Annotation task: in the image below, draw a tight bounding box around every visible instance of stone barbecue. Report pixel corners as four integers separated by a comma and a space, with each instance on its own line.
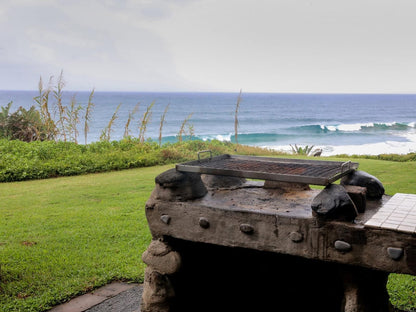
141, 154, 416, 312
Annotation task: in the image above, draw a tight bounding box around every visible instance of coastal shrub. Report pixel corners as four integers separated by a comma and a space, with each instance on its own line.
0, 103, 52, 142
336, 153, 416, 162
0, 138, 285, 182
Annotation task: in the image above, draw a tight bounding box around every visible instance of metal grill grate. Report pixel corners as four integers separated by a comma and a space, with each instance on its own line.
176, 154, 359, 186
198, 158, 343, 177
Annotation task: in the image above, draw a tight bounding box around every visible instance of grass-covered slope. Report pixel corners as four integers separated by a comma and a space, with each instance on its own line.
1, 150, 416, 311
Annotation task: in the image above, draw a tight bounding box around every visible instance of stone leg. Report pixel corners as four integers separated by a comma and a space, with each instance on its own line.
340, 267, 394, 312
141, 239, 181, 312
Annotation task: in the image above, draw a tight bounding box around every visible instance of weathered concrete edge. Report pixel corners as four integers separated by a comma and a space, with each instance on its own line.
48, 282, 141, 312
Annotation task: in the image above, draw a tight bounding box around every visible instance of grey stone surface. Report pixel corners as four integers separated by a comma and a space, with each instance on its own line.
387, 247, 404, 261
201, 174, 246, 188
198, 217, 210, 229
341, 170, 385, 200
239, 223, 254, 234
334, 240, 352, 252
289, 231, 303, 243
86, 286, 142, 312
49, 282, 141, 312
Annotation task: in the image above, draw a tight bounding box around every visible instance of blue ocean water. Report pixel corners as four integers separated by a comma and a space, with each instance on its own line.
1, 91, 416, 155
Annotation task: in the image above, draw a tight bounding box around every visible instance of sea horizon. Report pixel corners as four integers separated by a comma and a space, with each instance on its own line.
1, 90, 416, 156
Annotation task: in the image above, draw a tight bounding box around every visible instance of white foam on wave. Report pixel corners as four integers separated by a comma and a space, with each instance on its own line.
263, 139, 416, 156
320, 121, 414, 132
201, 133, 232, 142
322, 122, 375, 132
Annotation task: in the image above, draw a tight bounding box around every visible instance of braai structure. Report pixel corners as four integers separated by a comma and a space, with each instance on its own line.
141, 153, 416, 312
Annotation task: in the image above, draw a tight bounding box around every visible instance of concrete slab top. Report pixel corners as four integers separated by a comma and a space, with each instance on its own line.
196, 186, 319, 219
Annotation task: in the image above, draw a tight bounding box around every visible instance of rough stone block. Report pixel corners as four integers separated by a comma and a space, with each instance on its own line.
142, 241, 181, 275
154, 169, 207, 201
141, 268, 174, 311
341, 170, 384, 200
343, 185, 367, 213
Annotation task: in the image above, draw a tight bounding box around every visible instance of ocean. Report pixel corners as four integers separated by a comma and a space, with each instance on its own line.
1, 91, 416, 156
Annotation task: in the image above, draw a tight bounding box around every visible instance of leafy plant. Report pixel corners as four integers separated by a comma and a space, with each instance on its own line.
290, 144, 315, 155
0, 103, 51, 142
0, 101, 13, 139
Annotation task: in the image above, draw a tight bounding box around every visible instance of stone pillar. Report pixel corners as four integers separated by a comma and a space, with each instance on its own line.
340, 267, 394, 312
141, 239, 181, 312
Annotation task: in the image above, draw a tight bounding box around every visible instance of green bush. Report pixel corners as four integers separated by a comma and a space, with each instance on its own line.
0, 103, 54, 142
0, 138, 286, 182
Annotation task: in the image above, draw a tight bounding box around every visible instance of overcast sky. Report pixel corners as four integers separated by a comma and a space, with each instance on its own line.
1, 0, 416, 93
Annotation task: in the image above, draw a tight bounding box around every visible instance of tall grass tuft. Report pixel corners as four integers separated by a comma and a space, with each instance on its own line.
54, 70, 68, 141
67, 95, 83, 144
34, 76, 56, 140
139, 101, 154, 143
124, 103, 140, 139
100, 103, 121, 142
84, 89, 95, 144
159, 104, 170, 146
177, 113, 193, 142
234, 89, 242, 148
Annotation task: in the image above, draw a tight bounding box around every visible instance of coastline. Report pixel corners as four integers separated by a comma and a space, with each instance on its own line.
263, 140, 416, 157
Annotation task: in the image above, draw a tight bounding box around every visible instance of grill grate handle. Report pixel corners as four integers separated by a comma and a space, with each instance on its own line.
198, 150, 213, 162
341, 161, 352, 173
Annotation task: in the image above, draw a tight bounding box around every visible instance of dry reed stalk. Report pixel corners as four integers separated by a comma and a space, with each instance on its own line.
84, 89, 95, 144
234, 89, 242, 147
139, 101, 154, 143
159, 103, 170, 146
54, 70, 67, 141
67, 95, 82, 143
100, 103, 121, 142
177, 112, 193, 142
34, 76, 56, 140
124, 102, 140, 139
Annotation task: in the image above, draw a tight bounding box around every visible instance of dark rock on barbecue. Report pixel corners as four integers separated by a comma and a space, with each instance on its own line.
341, 170, 385, 200
154, 169, 207, 201
311, 184, 358, 221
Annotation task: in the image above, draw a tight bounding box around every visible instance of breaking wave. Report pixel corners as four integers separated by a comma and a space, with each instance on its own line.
294, 122, 415, 133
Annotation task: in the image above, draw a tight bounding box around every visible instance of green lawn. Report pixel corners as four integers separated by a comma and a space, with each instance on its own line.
0, 158, 416, 311
0, 165, 172, 311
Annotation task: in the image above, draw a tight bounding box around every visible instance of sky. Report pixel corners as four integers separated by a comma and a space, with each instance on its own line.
1, 0, 416, 93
